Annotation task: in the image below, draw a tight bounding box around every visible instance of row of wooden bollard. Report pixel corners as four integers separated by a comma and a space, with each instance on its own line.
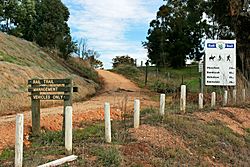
16, 101, 140, 166
14, 87, 247, 165
160, 86, 247, 113
200, 89, 246, 109
104, 99, 141, 143
181, 85, 246, 111
104, 87, 247, 143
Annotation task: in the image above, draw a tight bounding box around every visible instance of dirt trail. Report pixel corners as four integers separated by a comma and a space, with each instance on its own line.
0, 70, 157, 151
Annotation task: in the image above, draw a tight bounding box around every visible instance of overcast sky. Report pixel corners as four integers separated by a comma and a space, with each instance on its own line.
62, 0, 164, 69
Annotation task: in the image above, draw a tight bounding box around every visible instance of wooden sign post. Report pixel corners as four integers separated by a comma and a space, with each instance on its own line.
28, 79, 76, 136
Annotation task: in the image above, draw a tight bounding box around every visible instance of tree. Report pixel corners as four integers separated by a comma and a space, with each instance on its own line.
144, 0, 208, 68
57, 35, 77, 60
0, 0, 76, 60
75, 38, 88, 59
15, 0, 36, 40
0, 0, 20, 33
206, 0, 250, 80
74, 37, 102, 65
34, 0, 70, 48
86, 56, 103, 69
112, 55, 135, 68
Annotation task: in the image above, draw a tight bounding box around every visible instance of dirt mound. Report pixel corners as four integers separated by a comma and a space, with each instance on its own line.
196, 107, 250, 135
129, 124, 186, 148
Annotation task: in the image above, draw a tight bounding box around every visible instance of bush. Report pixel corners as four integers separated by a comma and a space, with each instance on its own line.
112, 55, 135, 68
112, 64, 140, 79
67, 57, 99, 83
151, 80, 177, 93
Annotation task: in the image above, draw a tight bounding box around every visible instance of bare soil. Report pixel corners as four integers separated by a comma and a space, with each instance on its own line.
195, 107, 250, 135
0, 70, 157, 152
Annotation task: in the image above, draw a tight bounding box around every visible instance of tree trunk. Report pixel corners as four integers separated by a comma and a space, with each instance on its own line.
238, 45, 250, 81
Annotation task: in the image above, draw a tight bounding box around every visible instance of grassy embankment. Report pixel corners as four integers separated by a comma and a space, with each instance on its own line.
112, 64, 249, 110
0, 32, 100, 116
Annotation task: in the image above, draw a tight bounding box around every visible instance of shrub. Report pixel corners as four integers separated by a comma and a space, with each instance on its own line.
113, 64, 140, 79
67, 57, 99, 83
151, 80, 177, 93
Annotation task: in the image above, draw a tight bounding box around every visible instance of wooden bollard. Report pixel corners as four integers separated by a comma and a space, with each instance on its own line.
15, 114, 24, 167
223, 90, 228, 106
134, 99, 140, 128
180, 85, 186, 113
37, 155, 78, 167
233, 89, 237, 104
104, 102, 111, 143
242, 89, 246, 102
65, 106, 72, 155
199, 93, 203, 109
159, 94, 165, 115
211, 92, 216, 108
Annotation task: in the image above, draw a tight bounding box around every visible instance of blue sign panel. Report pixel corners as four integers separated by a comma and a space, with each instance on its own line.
225, 43, 234, 48
207, 43, 216, 48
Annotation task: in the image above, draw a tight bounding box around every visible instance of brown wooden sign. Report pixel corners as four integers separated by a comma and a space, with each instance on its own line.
28, 86, 71, 92
32, 94, 70, 100
28, 78, 76, 136
28, 86, 78, 92
28, 79, 70, 85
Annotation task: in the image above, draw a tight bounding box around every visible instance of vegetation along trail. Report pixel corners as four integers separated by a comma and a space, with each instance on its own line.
0, 70, 157, 152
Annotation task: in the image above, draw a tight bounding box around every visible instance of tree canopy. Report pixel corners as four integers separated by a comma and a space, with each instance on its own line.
144, 0, 250, 79
206, 0, 250, 79
112, 55, 135, 68
143, 0, 207, 68
0, 0, 76, 59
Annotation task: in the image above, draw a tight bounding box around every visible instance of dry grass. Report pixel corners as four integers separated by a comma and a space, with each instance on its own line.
0, 32, 99, 115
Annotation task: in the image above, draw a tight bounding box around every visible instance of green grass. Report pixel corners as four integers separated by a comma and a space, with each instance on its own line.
0, 51, 32, 66
0, 51, 18, 64
112, 64, 230, 95
91, 146, 121, 167
111, 64, 141, 83
0, 148, 14, 162
74, 123, 105, 143
112, 65, 202, 93
31, 130, 63, 147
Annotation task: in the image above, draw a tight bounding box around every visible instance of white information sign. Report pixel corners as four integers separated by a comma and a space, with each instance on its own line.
205, 40, 236, 86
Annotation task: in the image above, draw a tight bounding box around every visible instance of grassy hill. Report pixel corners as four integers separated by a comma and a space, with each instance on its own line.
0, 32, 100, 116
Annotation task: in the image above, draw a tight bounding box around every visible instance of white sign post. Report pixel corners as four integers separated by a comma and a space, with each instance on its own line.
198, 61, 203, 73
205, 40, 236, 86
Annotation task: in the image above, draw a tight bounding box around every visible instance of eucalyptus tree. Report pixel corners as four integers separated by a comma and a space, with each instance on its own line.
206, 0, 250, 79
144, 0, 208, 68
